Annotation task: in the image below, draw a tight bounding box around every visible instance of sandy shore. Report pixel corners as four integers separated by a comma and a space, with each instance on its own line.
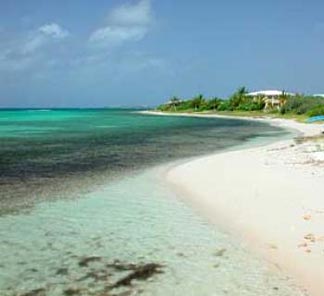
145, 111, 324, 296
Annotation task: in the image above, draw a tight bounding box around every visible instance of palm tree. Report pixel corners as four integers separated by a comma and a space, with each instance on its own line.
191, 94, 205, 111
278, 91, 288, 108
208, 97, 221, 111
229, 86, 248, 108
237, 86, 248, 97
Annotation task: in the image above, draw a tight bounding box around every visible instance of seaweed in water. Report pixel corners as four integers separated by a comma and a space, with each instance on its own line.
56, 267, 69, 276
19, 260, 164, 296
78, 256, 102, 267
214, 248, 227, 257
20, 288, 46, 296
110, 263, 163, 289
63, 287, 82, 295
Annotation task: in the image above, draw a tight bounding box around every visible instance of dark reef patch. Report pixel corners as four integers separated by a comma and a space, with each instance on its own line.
110, 263, 163, 289
78, 256, 102, 267
20, 288, 46, 296
16, 258, 164, 296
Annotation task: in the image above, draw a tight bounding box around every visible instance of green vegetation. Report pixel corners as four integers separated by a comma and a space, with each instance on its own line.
157, 87, 324, 121
307, 105, 324, 117
280, 96, 324, 115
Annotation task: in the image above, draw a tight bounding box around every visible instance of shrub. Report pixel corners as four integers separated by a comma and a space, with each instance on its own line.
217, 100, 233, 111
280, 96, 324, 115
207, 98, 221, 111
307, 105, 324, 117
236, 102, 265, 111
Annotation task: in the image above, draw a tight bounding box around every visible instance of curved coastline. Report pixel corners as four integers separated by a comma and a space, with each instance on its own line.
145, 111, 324, 296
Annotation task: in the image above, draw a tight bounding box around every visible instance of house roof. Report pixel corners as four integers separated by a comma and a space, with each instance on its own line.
247, 90, 295, 97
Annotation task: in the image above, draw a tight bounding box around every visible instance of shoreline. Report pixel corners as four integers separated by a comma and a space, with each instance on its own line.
145, 110, 324, 296
140, 110, 322, 137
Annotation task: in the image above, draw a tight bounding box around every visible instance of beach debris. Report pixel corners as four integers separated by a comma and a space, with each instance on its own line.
302, 214, 312, 221
78, 256, 102, 267
299, 233, 324, 250
304, 233, 316, 243
296, 233, 317, 253
110, 263, 163, 289
214, 248, 227, 257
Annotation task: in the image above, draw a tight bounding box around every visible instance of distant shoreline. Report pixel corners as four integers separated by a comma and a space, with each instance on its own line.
144, 110, 324, 296
140, 110, 321, 136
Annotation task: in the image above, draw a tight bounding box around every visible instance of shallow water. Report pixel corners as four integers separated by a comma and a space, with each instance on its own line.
0, 109, 287, 215
0, 171, 305, 296
0, 109, 305, 295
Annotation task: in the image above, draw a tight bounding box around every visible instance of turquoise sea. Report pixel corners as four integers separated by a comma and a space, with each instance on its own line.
0, 109, 305, 295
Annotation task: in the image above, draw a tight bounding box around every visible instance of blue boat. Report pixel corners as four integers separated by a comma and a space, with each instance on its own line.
307, 115, 324, 123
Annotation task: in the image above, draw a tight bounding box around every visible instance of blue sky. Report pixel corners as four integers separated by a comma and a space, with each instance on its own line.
1, 0, 324, 107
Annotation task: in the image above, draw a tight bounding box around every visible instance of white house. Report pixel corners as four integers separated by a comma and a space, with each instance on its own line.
247, 90, 295, 97
246, 90, 296, 109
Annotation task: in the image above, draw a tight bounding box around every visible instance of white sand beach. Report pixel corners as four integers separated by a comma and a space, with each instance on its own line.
146, 112, 324, 296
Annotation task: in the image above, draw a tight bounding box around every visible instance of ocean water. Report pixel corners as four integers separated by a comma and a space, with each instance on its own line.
0, 109, 305, 295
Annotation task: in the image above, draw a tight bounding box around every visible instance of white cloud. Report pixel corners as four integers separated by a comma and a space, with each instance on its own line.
23, 34, 46, 54
39, 23, 69, 39
22, 23, 69, 54
89, 25, 148, 45
89, 0, 153, 48
108, 0, 152, 26
0, 22, 70, 72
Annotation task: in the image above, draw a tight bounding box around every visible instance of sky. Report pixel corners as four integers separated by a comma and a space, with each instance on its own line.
0, 0, 324, 108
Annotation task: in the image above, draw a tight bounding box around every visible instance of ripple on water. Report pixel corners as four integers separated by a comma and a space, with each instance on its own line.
0, 170, 306, 296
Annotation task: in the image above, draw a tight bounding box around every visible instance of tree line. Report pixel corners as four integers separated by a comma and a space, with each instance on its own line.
157, 87, 324, 117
